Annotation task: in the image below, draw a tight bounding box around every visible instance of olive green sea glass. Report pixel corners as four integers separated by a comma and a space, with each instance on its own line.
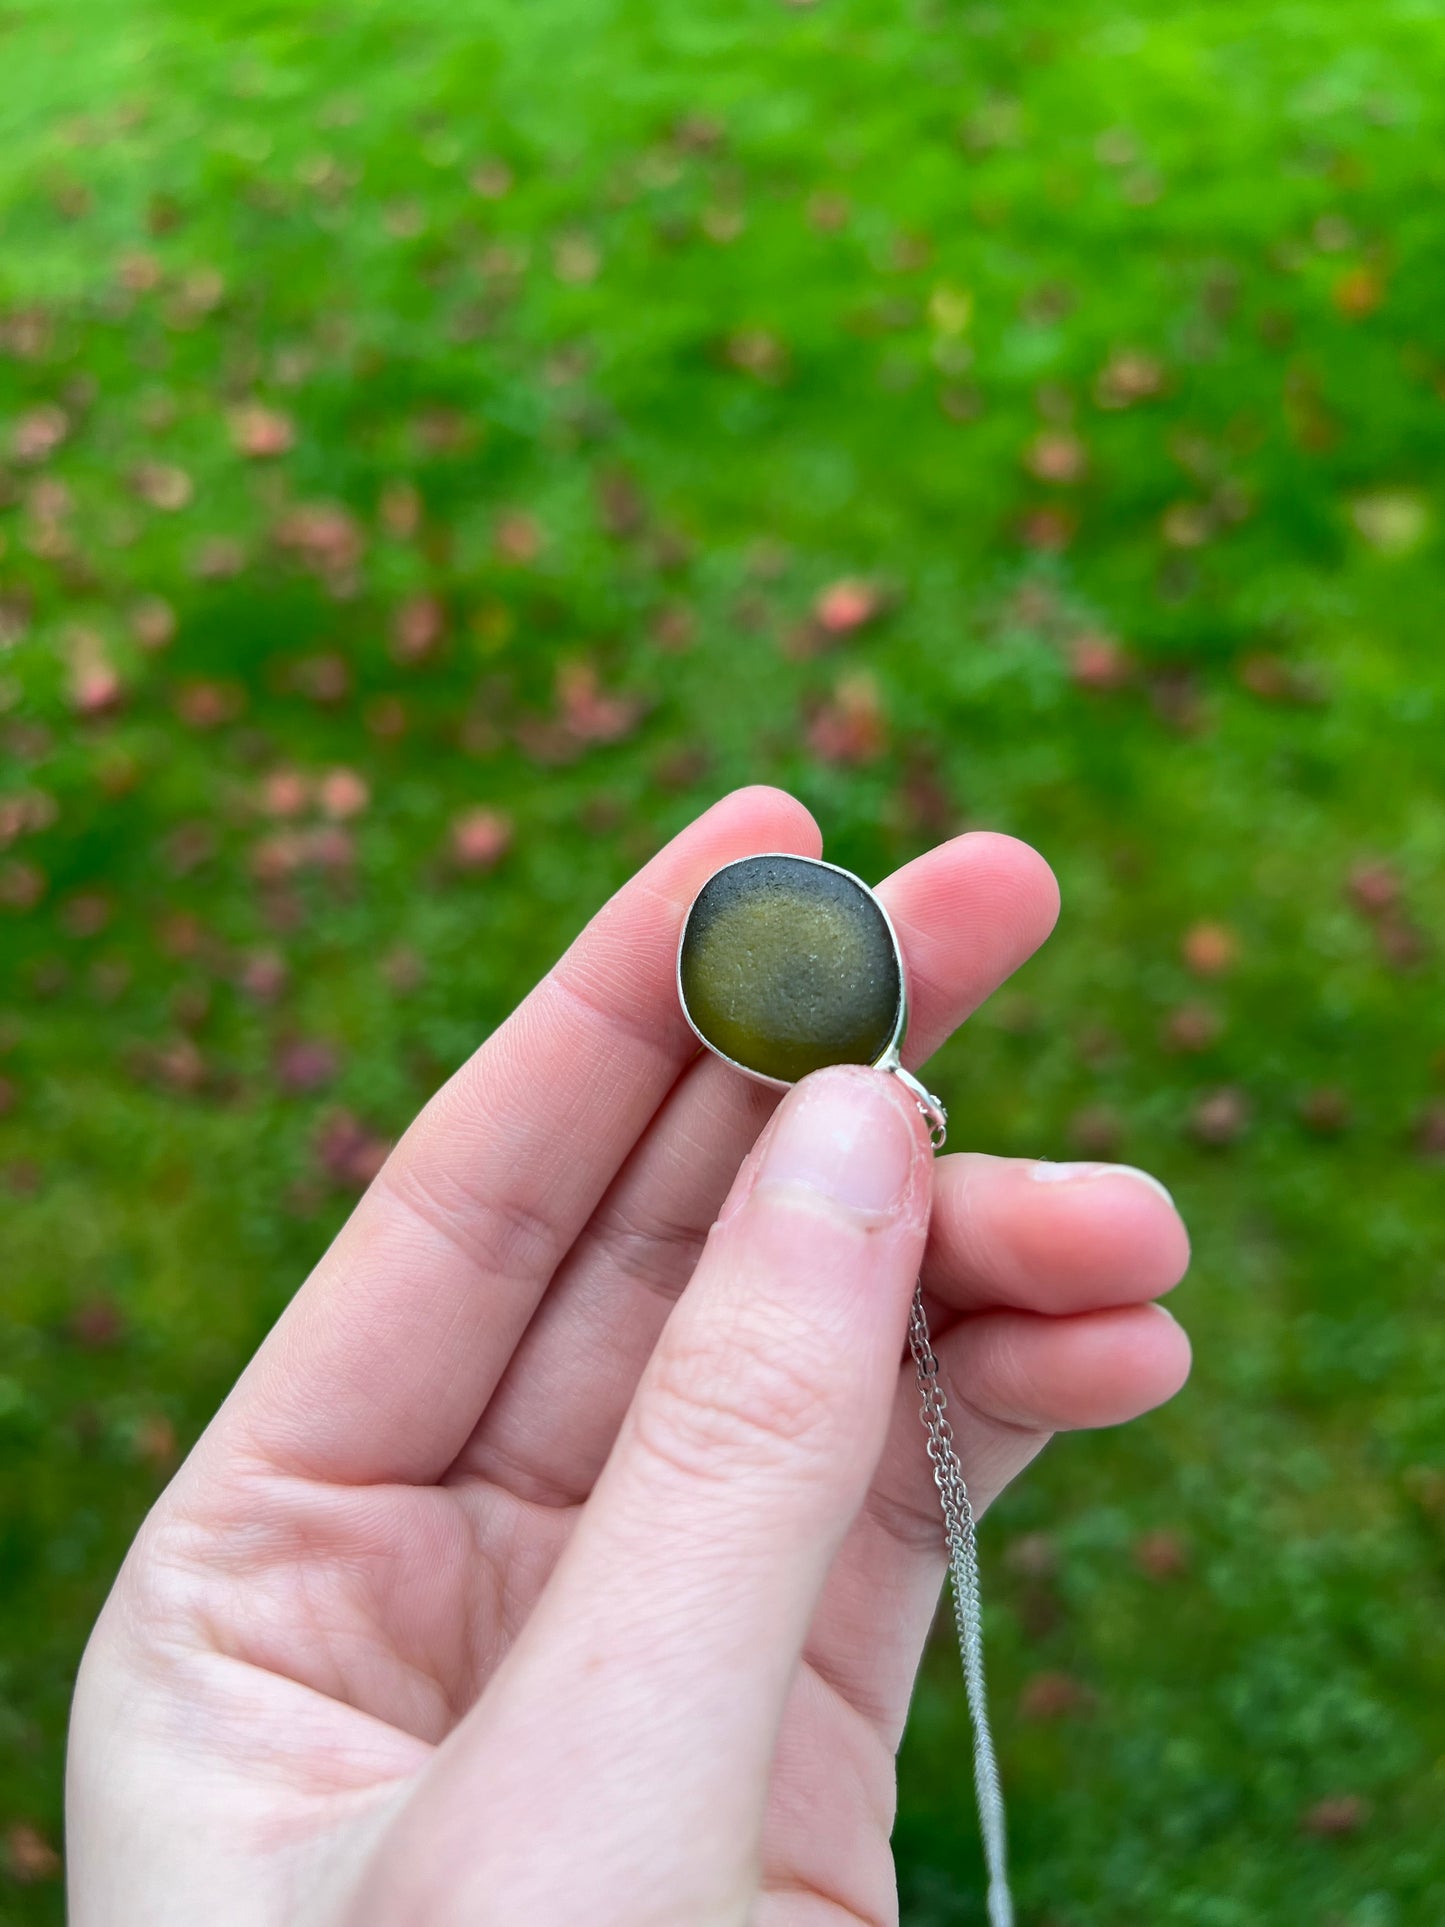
678, 854, 904, 1084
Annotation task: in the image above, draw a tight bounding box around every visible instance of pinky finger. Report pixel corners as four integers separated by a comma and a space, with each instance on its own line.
943, 1301, 1192, 1439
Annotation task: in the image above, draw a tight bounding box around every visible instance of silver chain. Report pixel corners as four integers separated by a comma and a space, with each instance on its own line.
895, 1070, 1015, 1927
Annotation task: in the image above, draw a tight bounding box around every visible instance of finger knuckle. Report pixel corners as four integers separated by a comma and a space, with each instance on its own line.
635, 1311, 845, 1487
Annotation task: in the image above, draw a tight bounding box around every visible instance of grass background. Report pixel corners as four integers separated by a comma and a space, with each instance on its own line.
2, 0, 1444, 1919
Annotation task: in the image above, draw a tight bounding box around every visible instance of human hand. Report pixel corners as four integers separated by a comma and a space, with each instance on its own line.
67, 788, 1191, 1926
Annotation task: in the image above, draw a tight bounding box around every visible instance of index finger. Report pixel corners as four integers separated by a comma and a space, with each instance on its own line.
205, 786, 821, 1488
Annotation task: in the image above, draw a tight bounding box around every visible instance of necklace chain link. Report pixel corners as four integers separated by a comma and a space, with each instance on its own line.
901, 1084, 1015, 1927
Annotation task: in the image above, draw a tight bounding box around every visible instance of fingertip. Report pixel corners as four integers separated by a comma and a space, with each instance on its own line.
644, 786, 823, 928
1143, 1300, 1194, 1403
889, 829, 1060, 944
1043, 1165, 1192, 1298
927, 1154, 1191, 1315
781, 1063, 933, 1202
633, 787, 825, 919
960, 830, 1061, 946
956, 1300, 1193, 1432
1153, 1192, 1192, 1293
875, 832, 1061, 1068
699, 784, 823, 860
722, 1064, 932, 1251
1070, 1300, 1193, 1424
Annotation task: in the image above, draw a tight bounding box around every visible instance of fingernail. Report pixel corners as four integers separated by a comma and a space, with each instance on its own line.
756, 1069, 918, 1216
1028, 1160, 1175, 1209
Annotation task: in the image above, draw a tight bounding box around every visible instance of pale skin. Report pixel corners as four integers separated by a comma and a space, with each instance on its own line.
67, 787, 1192, 1926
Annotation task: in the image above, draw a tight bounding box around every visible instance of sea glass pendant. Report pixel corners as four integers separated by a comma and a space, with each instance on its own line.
677, 852, 946, 1142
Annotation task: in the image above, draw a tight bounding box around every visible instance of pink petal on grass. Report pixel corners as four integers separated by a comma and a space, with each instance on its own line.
68, 633, 124, 716
812, 577, 884, 635
391, 594, 445, 663
131, 462, 194, 511
230, 402, 295, 459
316, 1110, 391, 1189
275, 504, 365, 575
557, 662, 644, 745
805, 672, 887, 765
1025, 431, 1087, 484
274, 1037, 341, 1093
318, 768, 369, 819
1190, 1086, 1251, 1146
451, 808, 513, 870
1181, 921, 1239, 977
129, 596, 176, 650
4, 1823, 61, 1884
494, 510, 543, 563
1069, 633, 1132, 691
1346, 859, 1402, 918
11, 405, 70, 464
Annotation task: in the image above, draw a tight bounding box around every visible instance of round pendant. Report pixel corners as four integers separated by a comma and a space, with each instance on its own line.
677, 852, 908, 1086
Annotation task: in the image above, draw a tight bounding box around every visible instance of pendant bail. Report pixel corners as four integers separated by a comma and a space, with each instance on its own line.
885, 1059, 948, 1152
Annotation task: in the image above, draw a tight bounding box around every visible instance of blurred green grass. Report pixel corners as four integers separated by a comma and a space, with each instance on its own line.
2, 0, 1444, 1920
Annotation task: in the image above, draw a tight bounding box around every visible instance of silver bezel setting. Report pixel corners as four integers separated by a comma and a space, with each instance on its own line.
676, 850, 910, 1091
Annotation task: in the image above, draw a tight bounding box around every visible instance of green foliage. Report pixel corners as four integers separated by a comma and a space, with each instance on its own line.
2, 0, 1443, 1919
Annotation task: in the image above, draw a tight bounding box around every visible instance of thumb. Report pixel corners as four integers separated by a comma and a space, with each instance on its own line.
435, 1066, 932, 1914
